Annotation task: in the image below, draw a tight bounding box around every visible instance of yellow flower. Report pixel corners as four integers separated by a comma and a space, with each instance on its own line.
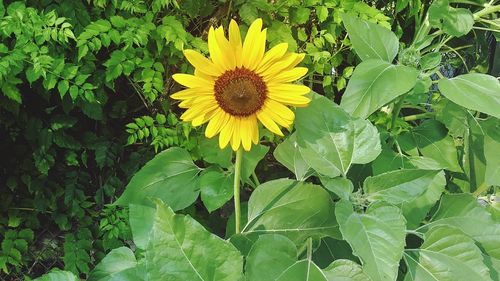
171, 18, 310, 151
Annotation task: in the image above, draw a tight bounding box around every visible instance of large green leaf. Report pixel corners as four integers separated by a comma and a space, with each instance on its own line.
336, 200, 406, 281
88, 247, 142, 281
340, 59, 419, 118
364, 169, 443, 205
401, 172, 446, 229
241, 144, 269, 182
404, 225, 492, 281
245, 234, 297, 281
33, 270, 78, 281
438, 74, 500, 119
429, 0, 474, 37
342, 13, 399, 62
145, 200, 244, 281
242, 179, 340, 246
398, 120, 461, 172
115, 147, 201, 210
482, 118, 500, 186
199, 170, 234, 213
275, 260, 328, 281
323, 260, 371, 281
418, 194, 500, 259
296, 94, 381, 177
129, 204, 155, 250
274, 133, 313, 181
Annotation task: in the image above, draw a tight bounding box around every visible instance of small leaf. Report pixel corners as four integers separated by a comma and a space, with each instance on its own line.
57, 80, 69, 98
323, 259, 371, 281
273, 133, 313, 181
88, 247, 140, 281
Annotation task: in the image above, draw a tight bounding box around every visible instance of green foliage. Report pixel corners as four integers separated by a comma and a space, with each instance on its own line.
3, 0, 500, 280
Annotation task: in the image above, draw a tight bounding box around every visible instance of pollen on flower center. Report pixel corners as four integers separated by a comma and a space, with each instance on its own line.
214, 68, 267, 116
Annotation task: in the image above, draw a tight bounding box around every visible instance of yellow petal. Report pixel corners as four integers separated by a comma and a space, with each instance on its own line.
259, 53, 300, 78
171, 88, 213, 100
192, 108, 217, 127
208, 26, 227, 71
257, 110, 283, 136
265, 99, 295, 120
251, 115, 259, 144
267, 83, 311, 96
229, 19, 243, 67
231, 118, 241, 151
241, 117, 253, 151
263, 105, 293, 128
173, 73, 214, 88
205, 109, 228, 138
268, 92, 310, 107
241, 19, 263, 69
181, 99, 218, 121
219, 117, 234, 149
266, 67, 308, 83
215, 27, 236, 69
256, 43, 288, 73
183, 49, 222, 76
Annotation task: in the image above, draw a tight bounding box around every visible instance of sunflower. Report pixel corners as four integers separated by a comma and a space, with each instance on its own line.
171, 18, 311, 151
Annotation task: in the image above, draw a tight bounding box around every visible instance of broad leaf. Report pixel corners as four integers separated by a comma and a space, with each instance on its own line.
88, 247, 141, 281
364, 169, 443, 205
404, 225, 492, 281
419, 194, 500, 259
242, 179, 340, 246
438, 74, 500, 119
145, 200, 244, 281
33, 270, 78, 281
245, 234, 297, 281
296, 94, 381, 177
129, 204, 155, 250
320, 177, 353, 200
115, 147, 201, 210
274, 133, 313, 181
340, 59, 418, 118
241, 144, 269, 181
342, 13, 399, 62
199, 170, 234, 213
482, 118, 500, 186
336, 200, 406, 281
275, 260, 328, 281
401, 172, 446, 229
429, 0, 474, 37
398, 120, 461, 172
323, 259, 371, 281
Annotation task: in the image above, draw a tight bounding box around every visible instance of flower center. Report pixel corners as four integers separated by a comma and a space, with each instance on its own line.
214, 68, 267, 116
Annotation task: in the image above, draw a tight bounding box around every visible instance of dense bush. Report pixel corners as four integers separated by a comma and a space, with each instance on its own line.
0, 0, 499, 280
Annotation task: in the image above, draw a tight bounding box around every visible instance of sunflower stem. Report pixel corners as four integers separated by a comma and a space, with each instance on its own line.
234, 147, 244, 234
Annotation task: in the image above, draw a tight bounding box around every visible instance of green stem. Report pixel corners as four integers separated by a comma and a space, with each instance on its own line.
306, 237, 313, 261
390, 95, 406, 131
233, 147, 243, 234
474, 4, 500, 19
251, 171, 260, 186
403, 112, 435, 121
